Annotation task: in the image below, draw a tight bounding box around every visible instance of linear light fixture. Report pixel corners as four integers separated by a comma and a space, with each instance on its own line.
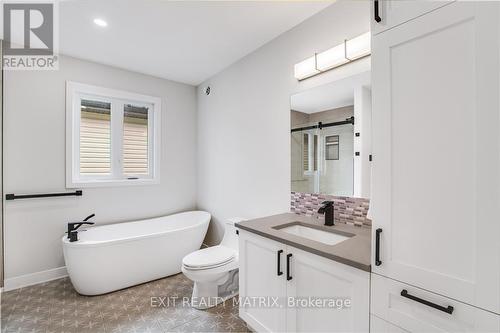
294, 56, 320, 82
294, 32, 371, 81
316, 44, 348, 72
93, 18, 108, 27
346, 32, 371, 60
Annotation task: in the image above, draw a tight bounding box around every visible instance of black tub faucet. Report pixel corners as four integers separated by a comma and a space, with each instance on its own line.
67, 214, 95, 242
318, 201, 335, 226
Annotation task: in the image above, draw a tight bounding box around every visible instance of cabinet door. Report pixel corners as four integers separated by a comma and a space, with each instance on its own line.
285, 246, 370, 332
371, 2, 500, 313
238, 230, 287, 332
370, 0, 453, 35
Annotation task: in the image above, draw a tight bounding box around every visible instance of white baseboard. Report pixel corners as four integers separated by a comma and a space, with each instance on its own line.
3, 266, 68, 292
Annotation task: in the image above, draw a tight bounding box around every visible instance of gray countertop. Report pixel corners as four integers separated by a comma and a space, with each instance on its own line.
235, 213, 371, 272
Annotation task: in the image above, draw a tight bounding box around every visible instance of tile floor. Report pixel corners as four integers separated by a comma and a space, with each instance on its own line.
1, 273, 249, 333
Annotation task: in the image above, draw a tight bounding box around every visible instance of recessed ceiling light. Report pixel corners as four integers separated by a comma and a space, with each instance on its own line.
93, 18, 108, 27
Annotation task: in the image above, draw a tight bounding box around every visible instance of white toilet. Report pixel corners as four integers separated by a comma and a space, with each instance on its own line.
182, 217, 242, 309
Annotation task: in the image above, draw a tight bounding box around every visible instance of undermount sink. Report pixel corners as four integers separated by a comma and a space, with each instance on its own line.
275, 223, 352, 246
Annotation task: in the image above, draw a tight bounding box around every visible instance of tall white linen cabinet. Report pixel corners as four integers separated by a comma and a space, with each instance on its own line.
370, 1, 500, 332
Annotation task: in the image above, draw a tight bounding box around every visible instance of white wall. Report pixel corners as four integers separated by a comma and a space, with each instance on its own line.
197, 0, 371, 245
3, 55, 198, 283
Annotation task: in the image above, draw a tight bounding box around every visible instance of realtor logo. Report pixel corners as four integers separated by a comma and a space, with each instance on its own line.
2, 1, 58, 70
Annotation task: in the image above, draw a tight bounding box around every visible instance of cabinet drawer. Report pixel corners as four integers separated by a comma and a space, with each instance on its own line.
371, 274, 500, 333
370, 315, 408, 333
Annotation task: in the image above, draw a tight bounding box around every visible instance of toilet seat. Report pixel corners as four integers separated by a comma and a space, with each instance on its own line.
182, 245, 236, 270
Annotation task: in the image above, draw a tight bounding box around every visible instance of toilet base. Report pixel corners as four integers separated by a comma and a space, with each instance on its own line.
189, 269, 239, 310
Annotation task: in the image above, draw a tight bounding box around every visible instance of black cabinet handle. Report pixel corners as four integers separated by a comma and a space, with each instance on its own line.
286, 253, 293, 281
401, 289, 454, 314
375, 228, 382, 266
277, 250, 283, 276
374, 0, 382, 23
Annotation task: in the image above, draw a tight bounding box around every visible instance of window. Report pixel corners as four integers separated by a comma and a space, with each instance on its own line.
80, 99, 112, 175
303, 134, 309, 171
313, 135, 318, 170
325, 135, 339, 160
303, 133, 318, 173
66, 82, 161, 187
123, 104, 150, 175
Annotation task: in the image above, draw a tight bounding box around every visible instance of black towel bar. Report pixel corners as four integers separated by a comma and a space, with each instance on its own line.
5, 190, 83, 200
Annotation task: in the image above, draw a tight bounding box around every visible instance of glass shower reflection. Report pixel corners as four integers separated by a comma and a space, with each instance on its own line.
291, 113, 354, 196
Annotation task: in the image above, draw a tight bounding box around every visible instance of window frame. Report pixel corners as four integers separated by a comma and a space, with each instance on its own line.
66, 81, 161, 188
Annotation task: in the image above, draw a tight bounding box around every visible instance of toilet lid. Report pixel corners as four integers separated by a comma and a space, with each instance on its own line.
183, 245, 236, 269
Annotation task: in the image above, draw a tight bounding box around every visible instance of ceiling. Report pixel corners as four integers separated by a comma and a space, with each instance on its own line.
290, 71, 371, 113
55, 0, 333, 85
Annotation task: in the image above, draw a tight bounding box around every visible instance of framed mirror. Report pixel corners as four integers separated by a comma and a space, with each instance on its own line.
290, 71, 371, 198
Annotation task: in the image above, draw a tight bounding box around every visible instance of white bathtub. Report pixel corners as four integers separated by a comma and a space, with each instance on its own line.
62, 211, 210, 295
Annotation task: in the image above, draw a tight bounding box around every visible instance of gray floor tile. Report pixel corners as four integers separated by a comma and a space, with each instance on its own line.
1, 274, 248, 333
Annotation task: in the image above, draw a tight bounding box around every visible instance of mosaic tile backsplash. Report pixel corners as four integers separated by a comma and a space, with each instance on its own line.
291, 192, 371, 227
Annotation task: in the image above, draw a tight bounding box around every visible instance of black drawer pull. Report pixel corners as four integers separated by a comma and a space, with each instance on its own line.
286, 253, 293, 281
374, 0, 382, 23
277, 250, 283, 276
375, 228, 382, 266
401, 289, 454, 314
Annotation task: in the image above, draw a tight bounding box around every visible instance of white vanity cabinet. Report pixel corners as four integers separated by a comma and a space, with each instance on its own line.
286, 245, 370, 333
370, 0, 453, 35
371, 0, 500, 323
239, 229, 287, 333
238, 230, 370, 333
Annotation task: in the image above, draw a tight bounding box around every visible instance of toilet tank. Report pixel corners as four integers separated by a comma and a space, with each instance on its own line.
220, 217, 245, 251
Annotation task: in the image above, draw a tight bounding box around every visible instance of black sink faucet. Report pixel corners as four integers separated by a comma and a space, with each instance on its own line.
67, 214, 95, 242
318, 201, 335, 226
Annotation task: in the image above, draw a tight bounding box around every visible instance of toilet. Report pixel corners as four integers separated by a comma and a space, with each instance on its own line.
182, 217, 242, 309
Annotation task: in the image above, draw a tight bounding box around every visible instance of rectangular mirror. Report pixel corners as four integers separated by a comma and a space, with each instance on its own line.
290, 71, 371, 198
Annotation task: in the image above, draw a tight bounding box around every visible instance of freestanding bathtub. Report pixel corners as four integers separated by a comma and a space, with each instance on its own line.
62, 211, 210, 295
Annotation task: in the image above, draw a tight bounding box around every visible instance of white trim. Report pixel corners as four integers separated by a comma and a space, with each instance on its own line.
65, 81, 162, 188
68, 178, 159, 188
3, 267, 68, 292
111, 96, 123, 179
